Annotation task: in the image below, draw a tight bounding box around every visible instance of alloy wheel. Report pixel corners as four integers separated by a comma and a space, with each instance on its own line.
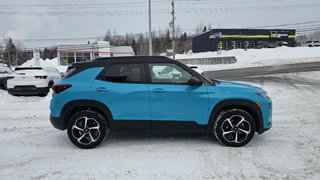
71, 116, 101, 145
220, 115, 251, 144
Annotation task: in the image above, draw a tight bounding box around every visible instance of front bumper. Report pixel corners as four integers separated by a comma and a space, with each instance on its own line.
8, 86, 49, 95
258, 97, 272, 134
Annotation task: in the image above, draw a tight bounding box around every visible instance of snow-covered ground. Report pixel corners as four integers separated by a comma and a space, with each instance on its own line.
0, 71, 320, 179
176, 47, 320, 71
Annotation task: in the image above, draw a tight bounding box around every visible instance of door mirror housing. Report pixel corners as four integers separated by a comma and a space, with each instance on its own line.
187, 76, 203, 86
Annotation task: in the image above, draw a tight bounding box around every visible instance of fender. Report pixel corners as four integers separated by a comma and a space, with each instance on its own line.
207, 99, 264, 134
60, 100, 114, 129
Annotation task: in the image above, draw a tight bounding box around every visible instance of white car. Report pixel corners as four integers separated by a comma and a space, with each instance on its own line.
304, 41, 320, 47
313, 41, 320, 47
7, 66, 61, 96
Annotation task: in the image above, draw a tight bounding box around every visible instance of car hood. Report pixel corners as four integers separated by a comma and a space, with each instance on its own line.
216, 81, 264, 93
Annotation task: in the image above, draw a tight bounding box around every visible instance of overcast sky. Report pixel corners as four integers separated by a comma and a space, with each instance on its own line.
0, 0, 319, 48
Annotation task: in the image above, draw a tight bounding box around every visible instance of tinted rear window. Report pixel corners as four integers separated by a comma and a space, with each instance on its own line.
102, 63, 142, 83
15, 67, 43, 71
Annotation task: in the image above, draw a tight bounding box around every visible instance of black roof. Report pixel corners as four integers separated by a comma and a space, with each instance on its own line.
72, 56, 173, 67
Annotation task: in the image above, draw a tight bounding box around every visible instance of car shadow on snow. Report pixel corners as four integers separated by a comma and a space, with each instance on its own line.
53, 131, 269, 149
100, 132, 219, 147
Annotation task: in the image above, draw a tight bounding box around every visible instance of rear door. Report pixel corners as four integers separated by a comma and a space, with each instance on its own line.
91, 63, 151, 131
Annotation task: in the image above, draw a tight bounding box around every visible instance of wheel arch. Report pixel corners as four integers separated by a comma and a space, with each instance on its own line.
208, 99, 264, 134
60, 100, 114, 130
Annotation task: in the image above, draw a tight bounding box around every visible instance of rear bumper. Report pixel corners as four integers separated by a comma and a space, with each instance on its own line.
50, 116, 66, 130
8, 86, 48, 95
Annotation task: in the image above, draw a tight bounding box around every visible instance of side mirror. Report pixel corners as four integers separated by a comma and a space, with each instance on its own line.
187, 76, 203, 86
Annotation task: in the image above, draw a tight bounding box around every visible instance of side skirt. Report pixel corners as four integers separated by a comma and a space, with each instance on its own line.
109, 120, 208, 133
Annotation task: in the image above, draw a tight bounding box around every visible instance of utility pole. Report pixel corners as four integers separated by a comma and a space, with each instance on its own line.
171, 0, 175, 60
148, 0, 153, 56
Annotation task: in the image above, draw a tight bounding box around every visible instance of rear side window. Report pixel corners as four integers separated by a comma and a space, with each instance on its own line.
102, 63, 142, 83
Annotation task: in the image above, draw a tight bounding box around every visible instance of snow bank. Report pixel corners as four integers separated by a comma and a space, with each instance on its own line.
19, 46, 320, 73
21, 58, 67, 73
175, 47, 320, 71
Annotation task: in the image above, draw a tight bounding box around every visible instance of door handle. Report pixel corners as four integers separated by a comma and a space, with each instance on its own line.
96, 87, 109, 93
152, 88, 165, 93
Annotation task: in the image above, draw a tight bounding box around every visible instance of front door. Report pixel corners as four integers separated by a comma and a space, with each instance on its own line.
147, 63, 209, 131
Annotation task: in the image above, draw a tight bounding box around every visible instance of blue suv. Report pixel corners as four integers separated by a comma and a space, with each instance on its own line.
50, 56, 272, 148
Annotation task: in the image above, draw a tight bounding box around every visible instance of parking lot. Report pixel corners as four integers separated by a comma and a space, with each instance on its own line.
0, 71, 320, 179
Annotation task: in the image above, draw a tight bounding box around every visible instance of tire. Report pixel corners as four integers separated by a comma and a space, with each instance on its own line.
213, 109, 256, 147
67, 110, 109, 149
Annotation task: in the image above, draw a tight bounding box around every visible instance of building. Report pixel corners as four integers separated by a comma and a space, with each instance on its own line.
192, 29, 296, 53
57, 41, 134, 65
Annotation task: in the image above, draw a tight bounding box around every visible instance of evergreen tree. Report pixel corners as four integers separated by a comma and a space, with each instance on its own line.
203, 26, 207, 32
131, 39, 137, 55
165, 30, 171, 50
3, 38, 17, 67
43, 48, 50, 59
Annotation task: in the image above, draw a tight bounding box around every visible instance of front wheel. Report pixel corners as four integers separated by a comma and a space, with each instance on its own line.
213, 109, 256, 147
67, 110, 108, 149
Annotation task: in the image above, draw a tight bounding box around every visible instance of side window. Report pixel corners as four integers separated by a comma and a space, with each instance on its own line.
103, 63, 142, 83
149, 63, 192, 84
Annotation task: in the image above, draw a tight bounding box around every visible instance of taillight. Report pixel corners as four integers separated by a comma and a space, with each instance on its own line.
35, 76, 47, 79
6, 76, 14, 80
52, 84, 72, 94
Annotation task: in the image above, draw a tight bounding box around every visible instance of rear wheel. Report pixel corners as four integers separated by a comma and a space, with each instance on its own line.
67, 110, 109, 149
213, 109, 256, 147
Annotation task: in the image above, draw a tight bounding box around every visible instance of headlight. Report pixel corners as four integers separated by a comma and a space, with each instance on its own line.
257, 92, 269, 98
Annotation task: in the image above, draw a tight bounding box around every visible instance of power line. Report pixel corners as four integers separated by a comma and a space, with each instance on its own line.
247, 20, 320, 29
0, 2, 319, 16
